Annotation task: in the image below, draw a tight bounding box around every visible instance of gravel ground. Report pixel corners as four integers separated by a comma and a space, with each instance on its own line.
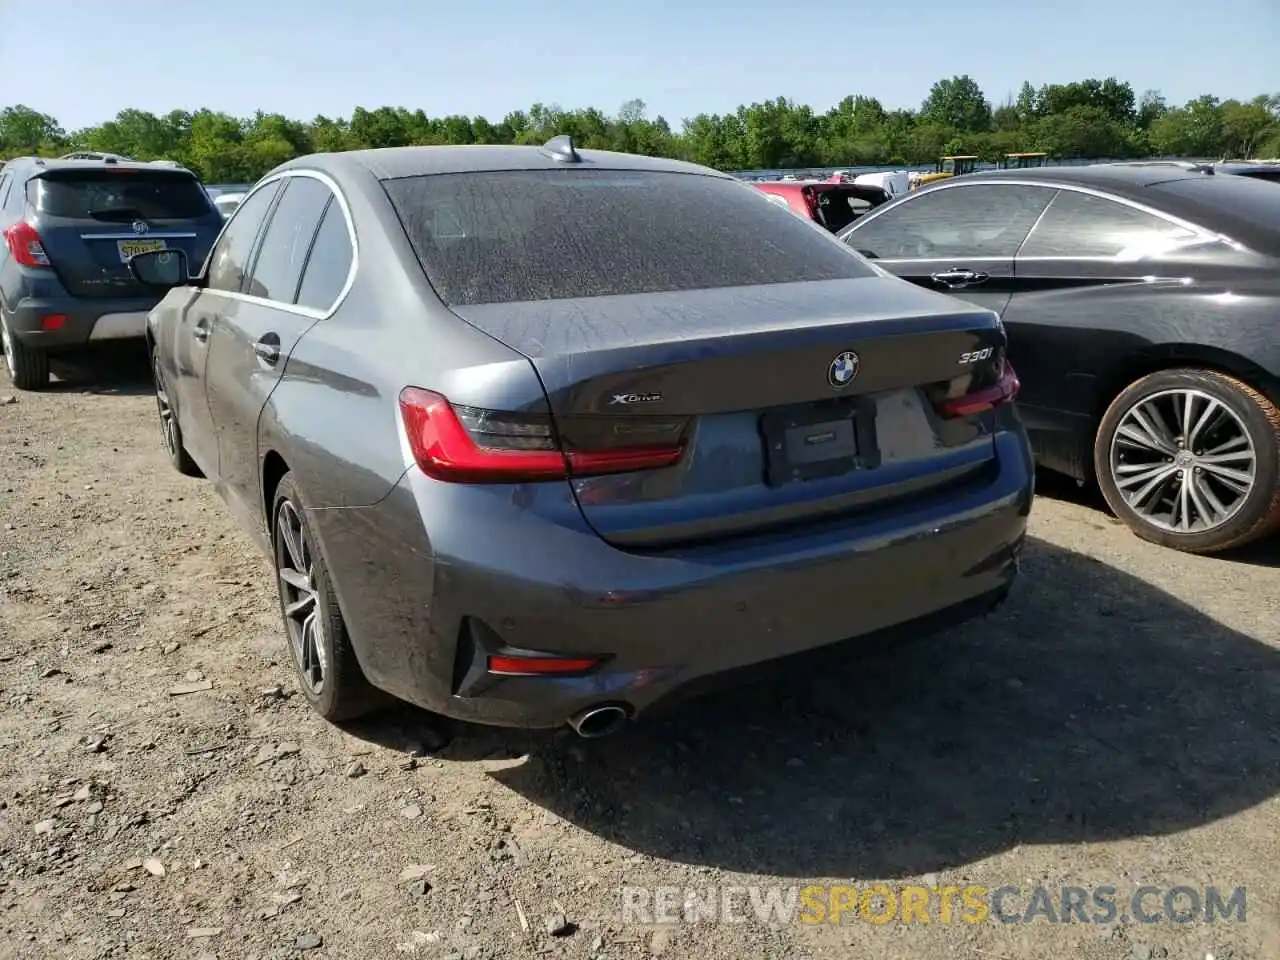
1, 352, 1278, 960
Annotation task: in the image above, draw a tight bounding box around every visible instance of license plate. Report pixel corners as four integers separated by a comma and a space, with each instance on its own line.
118, 239, 166, 263
761, 398, 879, 486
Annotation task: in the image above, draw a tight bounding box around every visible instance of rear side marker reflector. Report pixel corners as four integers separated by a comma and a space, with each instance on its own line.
41, 314, 67, 331
488, 654, 601, 676
398, 386, 684, 483
936, 364, 1020, 418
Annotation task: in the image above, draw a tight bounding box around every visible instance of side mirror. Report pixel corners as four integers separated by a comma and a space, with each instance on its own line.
129, 249, 191, 288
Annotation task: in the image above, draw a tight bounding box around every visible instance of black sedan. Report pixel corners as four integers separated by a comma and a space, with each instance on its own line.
838, 164, 1280, 554
126, 138, 1032, 733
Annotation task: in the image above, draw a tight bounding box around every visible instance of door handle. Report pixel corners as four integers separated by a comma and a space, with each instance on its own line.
192, 322, 210, 343
930, 268, 989, 289
253, 334, 281, 366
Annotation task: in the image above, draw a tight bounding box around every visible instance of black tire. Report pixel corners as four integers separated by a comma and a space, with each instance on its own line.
1, 306, 51, 391
271, 471, 385, 721
1094, 368, 1280, 553
151, 347, 202, 478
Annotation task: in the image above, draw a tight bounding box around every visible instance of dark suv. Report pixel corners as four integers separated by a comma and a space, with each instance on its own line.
0, 156, 223, 389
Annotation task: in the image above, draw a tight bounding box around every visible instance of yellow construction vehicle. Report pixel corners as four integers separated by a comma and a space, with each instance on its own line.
1000, 152, 1049, 169
913, 155, 980, 188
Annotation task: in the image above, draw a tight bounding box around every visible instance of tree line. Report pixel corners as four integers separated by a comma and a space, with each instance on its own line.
2, 75, 1277, 184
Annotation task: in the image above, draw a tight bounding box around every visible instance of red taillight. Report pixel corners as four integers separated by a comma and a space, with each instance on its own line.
3, 222, 50, 268
936, 364, 1021, 418
487, 654, 601, 676
398, 387, 685, 484
41, 314, 66, 331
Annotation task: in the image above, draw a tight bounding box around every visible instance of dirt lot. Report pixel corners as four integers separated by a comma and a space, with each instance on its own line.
1, 353, 1277, 960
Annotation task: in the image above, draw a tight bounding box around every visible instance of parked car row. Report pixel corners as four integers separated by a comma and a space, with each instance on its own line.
2, 139, 1277, 740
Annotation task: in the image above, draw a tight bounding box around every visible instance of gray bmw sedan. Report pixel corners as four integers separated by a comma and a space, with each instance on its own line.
132, 137, 1033, 737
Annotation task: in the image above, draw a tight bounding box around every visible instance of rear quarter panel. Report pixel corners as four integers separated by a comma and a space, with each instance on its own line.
256, 165, 544, 512
1004, 263, 1280, 477
1007, 272, 1280, 418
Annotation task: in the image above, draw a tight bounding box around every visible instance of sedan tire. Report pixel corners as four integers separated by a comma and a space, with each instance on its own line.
272, 472, 385, 721
1, 306, 50, 391
1095, 368, 1280, 553
151, 348, 202, 478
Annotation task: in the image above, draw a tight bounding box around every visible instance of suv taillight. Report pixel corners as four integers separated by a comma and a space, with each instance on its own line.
3, 222, 50, 268
398, 387, 686, 483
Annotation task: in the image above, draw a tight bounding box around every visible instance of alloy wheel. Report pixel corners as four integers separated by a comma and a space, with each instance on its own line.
1108, 387, 1257, 533
1, 315, 14, 380
152, 360, 178, 457
275, 500, 327, 695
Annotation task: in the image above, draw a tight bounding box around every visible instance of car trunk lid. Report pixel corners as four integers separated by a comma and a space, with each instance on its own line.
450, 276, 1011, 549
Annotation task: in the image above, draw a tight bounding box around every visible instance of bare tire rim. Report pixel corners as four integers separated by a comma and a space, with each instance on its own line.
1108, 387, 1257, 534
152, 360, 178, 457
275, 500, 327, 695
1, 316, 14, 380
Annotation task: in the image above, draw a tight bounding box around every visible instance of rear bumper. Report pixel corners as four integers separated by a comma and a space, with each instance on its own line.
310, 426, 1034, 730
5, 295, 158, 349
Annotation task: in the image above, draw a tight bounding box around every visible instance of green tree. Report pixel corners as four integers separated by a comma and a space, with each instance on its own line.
0, 105, 65, 155
3, 76, 1272, 179
920, 75, 991, 133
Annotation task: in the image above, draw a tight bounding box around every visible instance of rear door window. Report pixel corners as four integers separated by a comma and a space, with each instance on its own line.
381, 169, 874, 306
27, 170, 215, 222
244, 176, 333, 303
294, 200, 354, 312
846, 184, 1054, 260
1017, 189, 1202, 259
206, 182, 282, 293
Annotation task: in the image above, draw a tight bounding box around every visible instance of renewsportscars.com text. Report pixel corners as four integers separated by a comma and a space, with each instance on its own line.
620, 884, 1247, 926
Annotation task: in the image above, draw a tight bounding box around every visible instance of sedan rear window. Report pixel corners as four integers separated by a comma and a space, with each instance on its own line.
28, 171, 215, 221
382, 169, 874, 306
1147, 176, 1280, 245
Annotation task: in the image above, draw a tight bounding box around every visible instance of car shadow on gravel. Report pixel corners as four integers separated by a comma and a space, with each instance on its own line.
1035, 467, 1280, 568
46, 345, 154, 396
476, 535, 1280, 879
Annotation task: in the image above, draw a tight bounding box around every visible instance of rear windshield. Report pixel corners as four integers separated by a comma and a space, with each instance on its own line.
1234, 170, 1280, 183
28, 170, 214, 221
382, 169, 875, 306
1148, 176, 1280, 244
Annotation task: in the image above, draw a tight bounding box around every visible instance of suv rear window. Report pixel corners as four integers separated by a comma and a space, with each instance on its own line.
382, 169, 874, 306
28, 170, 214, 221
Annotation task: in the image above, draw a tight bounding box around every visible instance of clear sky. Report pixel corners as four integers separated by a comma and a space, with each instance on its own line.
1, 0, 1275, 131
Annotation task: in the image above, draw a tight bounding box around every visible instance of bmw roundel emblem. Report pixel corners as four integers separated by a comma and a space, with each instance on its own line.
827, 350, 860, 389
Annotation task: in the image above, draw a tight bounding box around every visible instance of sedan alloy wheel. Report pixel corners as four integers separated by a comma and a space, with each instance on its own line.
153, 356, 180, 459
1108, 387, 1256, 533
275, 499, 328, 696
1096, 368, 1280, 553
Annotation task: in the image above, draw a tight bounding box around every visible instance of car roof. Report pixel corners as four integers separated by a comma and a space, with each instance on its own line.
958, 163, 1215, 195
272, 144, 726, 182
3, 156, 199, 179
1216, 161, 1280, 175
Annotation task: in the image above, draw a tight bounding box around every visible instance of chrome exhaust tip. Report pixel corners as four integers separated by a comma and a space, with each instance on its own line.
568, 704, 631, 739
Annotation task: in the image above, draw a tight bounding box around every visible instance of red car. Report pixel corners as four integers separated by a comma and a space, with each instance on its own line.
752, 176, 893, 232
